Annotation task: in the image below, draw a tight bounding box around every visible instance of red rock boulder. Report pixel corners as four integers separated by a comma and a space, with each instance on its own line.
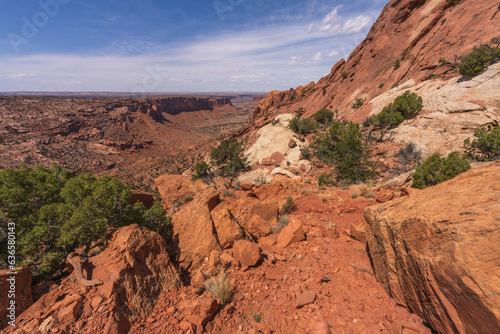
277, 218, 305, 248
364, 163, 500, 334
154, 175, 207, 211
6, 224, 179, 334
233, 240, 262, 268
171, 186, 223, 267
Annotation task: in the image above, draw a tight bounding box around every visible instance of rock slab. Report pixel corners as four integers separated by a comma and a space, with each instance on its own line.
364, 163, 500, 334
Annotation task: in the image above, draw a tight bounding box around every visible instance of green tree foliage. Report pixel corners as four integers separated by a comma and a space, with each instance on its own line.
371, 91, 423, 140
288, 116, 318, 135
192, 161, 211, 181
411, 152, 471, 189
459, 44, 500, 77
210, 137, 247, 177
313, 108, 334, 124
311, 122, 374, 184
464, 126, 500, 161
0, 164, 169, 279
317, 173, 335, 187
352, 98, 364, 109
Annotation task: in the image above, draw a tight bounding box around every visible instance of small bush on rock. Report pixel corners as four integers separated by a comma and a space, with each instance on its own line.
210, 137, 247, 177
289, 116, 318, 135
318, 173, 335, 187
371, 91, 423, 141
281, 197, 295, 215
411, 152, 471, 189
313, 108, 334, 124
300, 147, 312, 160
192, 161, 211, 181
312, 122, 374, 184
396, 142, 422, 165
352, 98, 365, 109
459, 44, 500, 77
464, 126, 500, 161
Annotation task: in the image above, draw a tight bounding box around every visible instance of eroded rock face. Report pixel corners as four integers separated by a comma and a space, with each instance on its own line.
154, 175, 208, 212
364, 163, 500, 334
248, 0, 500, 124
7, 224, 179, 334
171, 186, 223, 267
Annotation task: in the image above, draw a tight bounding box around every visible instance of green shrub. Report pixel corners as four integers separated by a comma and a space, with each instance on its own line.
318, 173, 335, 187
210, 138, 247, 177
352, 98, 364, 109
313, 108, 334, 124
371, 90, 423, 140
438, 57, 450, 65
459, 44, 500, 77
288, 116, 318, 135
192, 161, 211, 181
300, 147, 312, 160
311, 122, 374, 184
393, 59, 401, 70
411, 152, 471, 189
0, 164, 168, 280
396, 142, 422, 165
464, 126, 500, 161
281, 197, 295, 214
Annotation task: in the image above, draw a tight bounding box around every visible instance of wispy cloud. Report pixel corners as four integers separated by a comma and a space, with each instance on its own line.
0, 4, 382, 92
306, 5, 374, 35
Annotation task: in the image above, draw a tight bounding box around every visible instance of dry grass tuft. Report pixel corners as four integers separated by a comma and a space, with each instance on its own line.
203, 271, 234, 305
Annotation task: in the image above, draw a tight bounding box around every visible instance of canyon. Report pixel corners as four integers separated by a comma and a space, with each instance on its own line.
0, 95, 253, 190
1, 0, 500, 333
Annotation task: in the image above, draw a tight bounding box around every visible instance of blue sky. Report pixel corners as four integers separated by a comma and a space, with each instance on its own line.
0, 0, 389, 92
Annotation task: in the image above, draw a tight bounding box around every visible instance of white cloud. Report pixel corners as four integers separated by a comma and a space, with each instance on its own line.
0, 6, 379, 92
343, 15, 372, 34
306, 52, 323, 66
318, 6, 343, 34
311, 5, 373, 35
288, 56, 302, 66
0, 73, 35, 79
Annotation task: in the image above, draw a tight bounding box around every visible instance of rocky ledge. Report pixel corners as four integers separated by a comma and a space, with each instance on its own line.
364, 162, 500, 333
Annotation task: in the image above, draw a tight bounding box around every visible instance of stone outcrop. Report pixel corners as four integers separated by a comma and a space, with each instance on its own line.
364, 163, 500, 333
171, 186, 223, 267
244, 114, 310, 169
6, 224, 179, 334
66, 253, 103, 287
154, 175, 208, 211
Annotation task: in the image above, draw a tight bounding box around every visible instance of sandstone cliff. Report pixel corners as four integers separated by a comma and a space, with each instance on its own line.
250, 0, 500, 122
364, 162, 500, 333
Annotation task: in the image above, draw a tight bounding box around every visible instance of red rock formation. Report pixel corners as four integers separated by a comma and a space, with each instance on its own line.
248, 0, 500, 124
6, 224, 179, 334
364, 162, 500, 333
